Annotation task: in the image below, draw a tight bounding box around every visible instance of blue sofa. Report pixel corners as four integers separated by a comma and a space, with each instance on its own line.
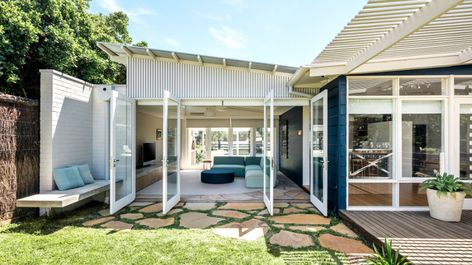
211, 156, 278, 188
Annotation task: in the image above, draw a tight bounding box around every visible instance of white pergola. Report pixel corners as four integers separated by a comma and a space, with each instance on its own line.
291, 0, 472, 89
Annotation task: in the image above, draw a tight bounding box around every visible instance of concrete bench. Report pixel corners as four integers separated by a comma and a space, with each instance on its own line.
16, 180, 109, 208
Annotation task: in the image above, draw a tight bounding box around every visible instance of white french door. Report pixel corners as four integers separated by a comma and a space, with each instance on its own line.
454, 98, 472, 209
263, 90, 274, 215
162, 90, 181, 214
110, 91, 136, 214
310, 90, 328, 216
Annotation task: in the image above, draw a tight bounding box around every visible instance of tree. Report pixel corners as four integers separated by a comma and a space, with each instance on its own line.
0, 0, 144, 99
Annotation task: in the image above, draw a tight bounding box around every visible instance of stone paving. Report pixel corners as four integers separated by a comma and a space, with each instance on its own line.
81, 201, 373, 261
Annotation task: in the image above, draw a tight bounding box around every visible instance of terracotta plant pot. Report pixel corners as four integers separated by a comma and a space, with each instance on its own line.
426, 188, 466, 222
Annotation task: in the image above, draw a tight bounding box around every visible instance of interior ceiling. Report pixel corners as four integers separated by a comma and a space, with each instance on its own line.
137, 105, 292, 119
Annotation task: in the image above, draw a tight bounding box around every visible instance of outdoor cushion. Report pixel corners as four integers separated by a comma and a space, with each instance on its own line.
75, 164, 95, 184
245, 168, 278, 188
245, 156, 261, 165
213, 156, 245, 166
245, 165, 261, 172
53, 167, 85, 191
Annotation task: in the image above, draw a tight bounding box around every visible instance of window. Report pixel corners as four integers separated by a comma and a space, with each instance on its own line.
460, 104, 472, 180
455, 77, 472, 96
232, 128, 251, 156
255, 128, 263, 156
210, 128, 228, 157
349, 183, 392, 206
399, 78, 444, 95
349, 100, 393, 179
349, 78, 393, 96
401, 101, 443, 178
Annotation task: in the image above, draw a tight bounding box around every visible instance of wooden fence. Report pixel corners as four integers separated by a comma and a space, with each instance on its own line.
0, 92, 39, 223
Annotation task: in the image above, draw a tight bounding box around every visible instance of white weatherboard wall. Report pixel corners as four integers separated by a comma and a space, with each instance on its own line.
127, 57, 296, 99
40, 70, 97, 192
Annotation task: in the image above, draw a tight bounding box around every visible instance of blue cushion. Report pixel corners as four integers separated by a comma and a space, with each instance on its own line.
213, 156, 245, 166
245, 165, 261, 172
53, 167, 85, 191
212, 164, 245, 177
245, 157, 261, 165
75, 164, 95, 184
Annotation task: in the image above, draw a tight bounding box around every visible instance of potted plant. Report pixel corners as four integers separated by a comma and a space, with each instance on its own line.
421, 172, 471, 222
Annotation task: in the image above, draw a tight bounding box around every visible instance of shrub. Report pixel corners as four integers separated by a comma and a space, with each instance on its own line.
421, 172, 471, 197
367, 238, 410, 265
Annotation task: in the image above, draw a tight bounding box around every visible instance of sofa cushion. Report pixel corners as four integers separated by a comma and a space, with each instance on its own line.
213, 156, 245, 166
245, 165, 261, 172
212, 164, 245, 177
245, 168, 279, 188
245, 156, 261, 165
75, 164, 95, 184
53, 167, 85, 191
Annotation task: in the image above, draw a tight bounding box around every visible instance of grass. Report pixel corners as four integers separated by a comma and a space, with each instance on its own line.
0, 203, 358, 265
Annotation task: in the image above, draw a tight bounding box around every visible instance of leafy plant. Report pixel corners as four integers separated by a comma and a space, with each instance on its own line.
421, 172, 471, 197
367, 238, 410, 265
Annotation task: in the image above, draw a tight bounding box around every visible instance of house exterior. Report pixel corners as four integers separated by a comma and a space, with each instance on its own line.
24, 0, 472, 216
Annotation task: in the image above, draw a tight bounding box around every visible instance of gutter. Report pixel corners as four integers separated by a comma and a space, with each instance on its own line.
287, 66, 312, 98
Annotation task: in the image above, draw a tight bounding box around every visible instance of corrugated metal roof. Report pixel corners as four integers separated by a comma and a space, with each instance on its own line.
97, 42, 298, 74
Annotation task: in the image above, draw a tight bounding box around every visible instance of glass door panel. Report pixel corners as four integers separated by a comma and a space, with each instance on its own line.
163, 90, 181, 214
263, 90, 274, 215
310, 90, 328, 216
110, 93, 135, 214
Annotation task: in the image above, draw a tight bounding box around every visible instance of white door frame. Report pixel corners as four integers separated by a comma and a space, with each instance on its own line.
263, 90, 274, 215
110, 91, 136, 214
162, 90, 181, 214
310, 90, 328, 216
454, 97, 472, 209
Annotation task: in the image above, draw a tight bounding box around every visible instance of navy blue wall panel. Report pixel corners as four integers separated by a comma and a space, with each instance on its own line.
278, 106, 304, 187
322, 76, 347, 212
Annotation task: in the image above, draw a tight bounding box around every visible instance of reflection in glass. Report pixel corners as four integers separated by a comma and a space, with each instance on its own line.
255, 128, 263, 156
460, 104, 472, 180
349, 78, 393, 96
167, 102, 178, 200
312, 98, 324, 201
115, 99, 132, 201
349, 183, 392, 206
399, 183, 428, 206
189, 128, 206, 167
402, 102, 442, 178
455, 78, 472, 96
349, 114, 393, 179
264, 103, 271, 200
400, 78, 444, 95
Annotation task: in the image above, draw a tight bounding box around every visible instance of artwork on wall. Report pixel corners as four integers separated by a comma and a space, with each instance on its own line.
281, 120, 289, 159
156, 129, 162, 140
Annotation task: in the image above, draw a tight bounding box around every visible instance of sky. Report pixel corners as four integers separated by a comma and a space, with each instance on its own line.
89, 0, 367, 67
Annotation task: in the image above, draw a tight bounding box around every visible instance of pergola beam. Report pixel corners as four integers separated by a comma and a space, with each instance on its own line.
121, 45, 133, 57
342, 0, 463, 75
146, 48, 156, 59
459, 48, 472, 64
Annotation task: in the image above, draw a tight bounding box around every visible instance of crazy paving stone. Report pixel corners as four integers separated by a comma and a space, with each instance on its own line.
319, 234, 372, 254
167, 208, 183, 215
179, 212, 224, 229
183, 203, 216, 211
283, 207, 305, 214
270, 214, 330, 225
120, 213, 144, 220
330, 223, 358, 238
274, 202, 289, 208
139, 203, 163, 213
288, 225, 325, 233
212, 210, 249, 219
219, 202, 265, 211
257, 208, 281, 216
269, 230, 314, 248
213, 219, 268, 241
98, 209, 110, 217
137, 218, 174, 229
101, 221, 133, 230
82, 216, 114, 227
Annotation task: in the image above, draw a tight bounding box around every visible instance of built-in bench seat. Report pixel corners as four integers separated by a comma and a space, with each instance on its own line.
16, 180, 109, 208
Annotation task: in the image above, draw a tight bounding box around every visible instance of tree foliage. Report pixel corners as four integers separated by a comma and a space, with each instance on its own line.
0, 0, 142, 99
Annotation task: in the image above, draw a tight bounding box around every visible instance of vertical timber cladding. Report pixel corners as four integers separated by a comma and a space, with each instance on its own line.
127, 57, 294, 99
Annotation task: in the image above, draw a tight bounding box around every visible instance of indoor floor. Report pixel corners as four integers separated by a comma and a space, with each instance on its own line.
136, 170, 309, 202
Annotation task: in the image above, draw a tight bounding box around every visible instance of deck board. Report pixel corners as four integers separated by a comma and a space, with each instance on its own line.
340, 210, 472, 264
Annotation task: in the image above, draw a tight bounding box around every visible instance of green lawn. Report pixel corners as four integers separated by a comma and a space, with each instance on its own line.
0, 203, 352, 265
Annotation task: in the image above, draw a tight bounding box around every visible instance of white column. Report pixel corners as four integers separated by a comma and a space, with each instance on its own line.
205, 128, 212, 159
250, 128, 256, 156
303, 105, 310, 187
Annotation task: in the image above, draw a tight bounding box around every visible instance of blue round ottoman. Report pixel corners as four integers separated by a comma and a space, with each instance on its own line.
201, 169, 234, 184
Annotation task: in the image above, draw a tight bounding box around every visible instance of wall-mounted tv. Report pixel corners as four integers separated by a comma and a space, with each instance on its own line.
143, 142, 156, 165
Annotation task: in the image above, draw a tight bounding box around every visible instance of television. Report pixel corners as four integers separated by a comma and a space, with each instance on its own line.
143, 143, 156, 166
